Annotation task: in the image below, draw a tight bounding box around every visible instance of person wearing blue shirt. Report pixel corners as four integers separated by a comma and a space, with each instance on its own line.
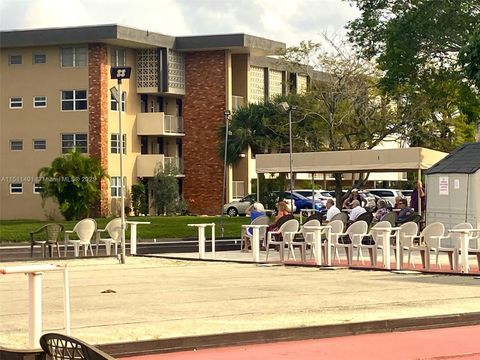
396, 198, 414, 224
242, 202, 266, 252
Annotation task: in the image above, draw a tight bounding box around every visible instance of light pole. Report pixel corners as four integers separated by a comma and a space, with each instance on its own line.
220, 110, 231, 238
110, 66, 131, 264
278, 102, 297, 212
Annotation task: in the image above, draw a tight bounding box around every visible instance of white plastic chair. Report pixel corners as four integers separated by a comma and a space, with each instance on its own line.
240, 215, 270, 251
334, 221, 368, 265
287, 219, 320, 261
391, 221, 418, 266
64, 218, 97, 257
409, 222, 445, 270
465, 228, 480, 270
364, 221, 392, 267
95, 218, 122, 256
321, 219, 345, 262
437, 223, 472, 269
265, 219, 299, 262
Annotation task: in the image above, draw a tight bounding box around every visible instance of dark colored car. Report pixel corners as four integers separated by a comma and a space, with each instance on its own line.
276, 191, 325, 214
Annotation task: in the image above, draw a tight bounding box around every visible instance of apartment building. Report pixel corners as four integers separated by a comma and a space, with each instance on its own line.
0, 24, 314, 219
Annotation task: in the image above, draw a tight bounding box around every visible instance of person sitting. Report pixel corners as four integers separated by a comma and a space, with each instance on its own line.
373, 199, 390, 223
342, 188, 365, 209
325, 198, 340, 222
274, 200, 291, 222
393, 196, 403, 210
348, 200, 366, 222
266, 201, 292, 247
396, 198, 414, 224
242, 202, 266, 252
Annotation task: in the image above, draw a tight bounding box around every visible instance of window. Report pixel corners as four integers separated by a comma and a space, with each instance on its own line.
33, 96, 47, 108
110, 91, 126, 112
9, 97, 23, 109
33, 54, 46, 64
61, 90, 87, 111
110, 177, 122, 197
10, 140, 23, 151
33, 139, 47, 150
61, 133, 87, 153
10, 183, 23, 194
61, 47, 87, 67
9, 55, 22, 65
110, 133, 126, 154
111, 48, 126, 66
33, 183, 43, 194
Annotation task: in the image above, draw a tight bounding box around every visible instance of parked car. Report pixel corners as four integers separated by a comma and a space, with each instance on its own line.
366, 189, 405, 207
276, 191, 325, 214
223, 194, 256, 217
295, 189, 334, 206
223, 193, 296, 216
401, 190, 413, 205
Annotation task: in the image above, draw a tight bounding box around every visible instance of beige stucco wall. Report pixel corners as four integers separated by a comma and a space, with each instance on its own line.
107, 48, 139, 215
1, 46, 88, 219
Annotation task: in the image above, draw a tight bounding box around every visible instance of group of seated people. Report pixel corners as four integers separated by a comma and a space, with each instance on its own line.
242, 200, 291, 252
242, 189, 419, 251
326, 188, 416, 226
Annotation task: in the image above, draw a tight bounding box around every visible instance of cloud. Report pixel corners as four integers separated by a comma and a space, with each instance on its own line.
1, 0, 191, 35
0, 0, 359, 46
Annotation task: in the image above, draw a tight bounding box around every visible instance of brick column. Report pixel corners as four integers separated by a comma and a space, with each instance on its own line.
183, 51, 227, 215
88, 43, 109, 217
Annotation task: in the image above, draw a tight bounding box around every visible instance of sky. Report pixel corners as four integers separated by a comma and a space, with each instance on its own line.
0, 0, 360, 47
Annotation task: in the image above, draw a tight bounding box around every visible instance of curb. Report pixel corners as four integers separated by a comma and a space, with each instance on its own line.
99, 312, 480, 357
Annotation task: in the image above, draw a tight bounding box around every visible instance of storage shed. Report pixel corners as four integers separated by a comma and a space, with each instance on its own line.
425, 143, 480, 230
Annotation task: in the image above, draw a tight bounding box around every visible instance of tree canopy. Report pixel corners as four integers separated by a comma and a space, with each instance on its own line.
346, 0, 480, 143
38, 151, 108, 220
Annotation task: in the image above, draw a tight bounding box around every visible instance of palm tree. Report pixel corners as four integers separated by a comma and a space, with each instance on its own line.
219, 102, 284, 164
38, 151, 108, 220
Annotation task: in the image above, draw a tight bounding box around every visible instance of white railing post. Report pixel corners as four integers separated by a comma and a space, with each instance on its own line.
28, 272, 42, 348
63, 265, 71, 335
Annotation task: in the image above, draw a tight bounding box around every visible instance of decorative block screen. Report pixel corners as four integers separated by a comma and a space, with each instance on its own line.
249, 66, 265, 104
269, 69, 283, 98
168, 50, 185, 94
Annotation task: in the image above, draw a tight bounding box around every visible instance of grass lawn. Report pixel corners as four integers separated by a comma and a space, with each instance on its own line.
0, 216, 252, 244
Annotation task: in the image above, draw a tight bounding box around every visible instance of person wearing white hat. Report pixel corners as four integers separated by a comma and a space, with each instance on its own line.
242, 202, 266, 251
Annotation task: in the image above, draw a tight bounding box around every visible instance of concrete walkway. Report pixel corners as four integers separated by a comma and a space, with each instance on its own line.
2, 256, 480, 350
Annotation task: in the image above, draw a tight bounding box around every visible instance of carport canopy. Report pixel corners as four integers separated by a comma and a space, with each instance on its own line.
255, 147, 448, 174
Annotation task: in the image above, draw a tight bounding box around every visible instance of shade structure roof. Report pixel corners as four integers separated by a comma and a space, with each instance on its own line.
255, 147, 448, 174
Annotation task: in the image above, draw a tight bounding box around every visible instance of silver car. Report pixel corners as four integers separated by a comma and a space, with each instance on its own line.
223, 194, 256, 216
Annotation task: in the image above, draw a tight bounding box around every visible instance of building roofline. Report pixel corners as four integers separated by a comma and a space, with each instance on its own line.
0, 24, 176, 49
0, 24, 285, 55
175, 34, 285, 55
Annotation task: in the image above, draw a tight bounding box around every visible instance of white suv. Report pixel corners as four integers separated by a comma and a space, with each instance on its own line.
366, 189, 405, 206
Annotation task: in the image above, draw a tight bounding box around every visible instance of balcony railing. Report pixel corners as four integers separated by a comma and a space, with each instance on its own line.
136, 155, 184, 177
136, 113, 184, 135
164, 115, 184, 133
164, 156, 183, 173
232, 180, 245, 199
232, 96, 244, 111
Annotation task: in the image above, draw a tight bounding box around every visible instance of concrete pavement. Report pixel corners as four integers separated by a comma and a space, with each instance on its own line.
2, 256, 480, 353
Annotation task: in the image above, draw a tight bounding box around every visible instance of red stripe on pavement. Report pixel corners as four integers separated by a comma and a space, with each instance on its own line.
125, 325, 480, 360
